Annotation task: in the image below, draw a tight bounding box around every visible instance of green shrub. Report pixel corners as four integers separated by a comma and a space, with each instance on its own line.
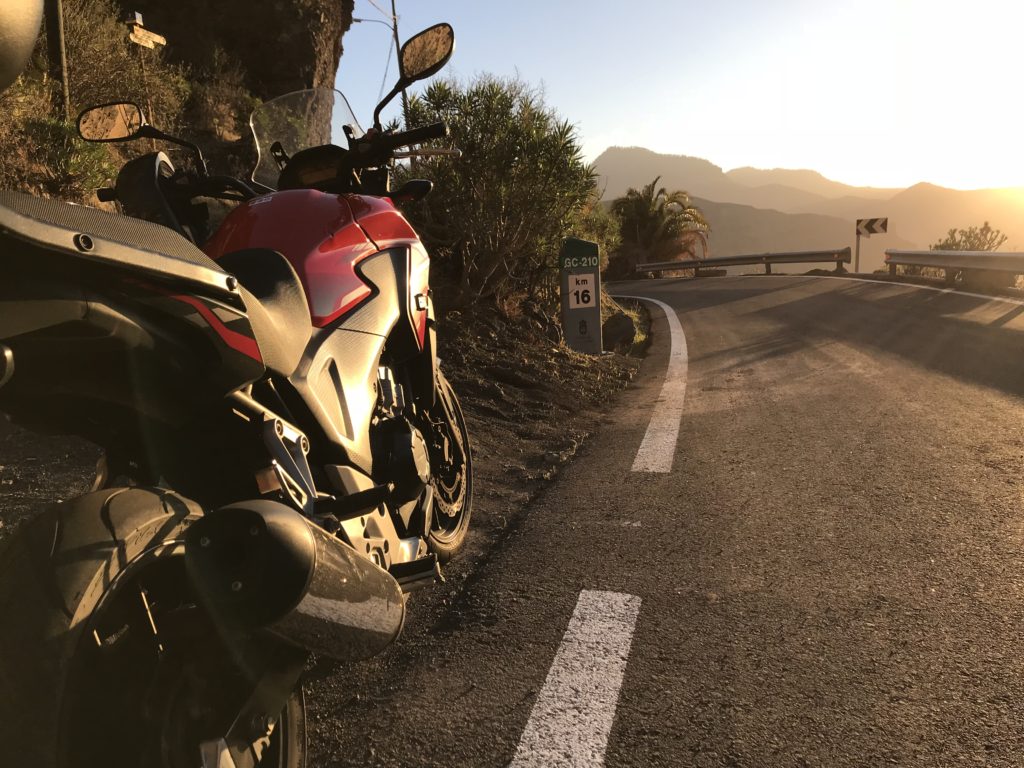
569, 193, 619, 274
25, 118, 118, 197
400, 75, 596, 309
929, 221, 1013, 292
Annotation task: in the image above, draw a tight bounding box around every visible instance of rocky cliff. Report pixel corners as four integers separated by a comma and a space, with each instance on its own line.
114, 0, 354, 100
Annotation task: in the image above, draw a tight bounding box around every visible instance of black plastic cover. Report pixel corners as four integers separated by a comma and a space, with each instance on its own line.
218, 249, 312, 376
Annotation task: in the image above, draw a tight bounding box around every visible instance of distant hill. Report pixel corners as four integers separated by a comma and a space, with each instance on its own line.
595, 147, 739, 202
594, 146, 1024, 271
691, 198, 916, 272
595, 147, 888, 215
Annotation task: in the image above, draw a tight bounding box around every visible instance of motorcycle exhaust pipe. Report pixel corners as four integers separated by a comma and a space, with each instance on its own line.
184, 500, 405, 660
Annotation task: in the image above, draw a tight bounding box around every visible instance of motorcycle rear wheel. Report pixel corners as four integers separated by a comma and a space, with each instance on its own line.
0, 487, 305, 768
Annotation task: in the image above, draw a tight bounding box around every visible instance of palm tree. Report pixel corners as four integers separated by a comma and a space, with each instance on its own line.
611, 176, 709, 266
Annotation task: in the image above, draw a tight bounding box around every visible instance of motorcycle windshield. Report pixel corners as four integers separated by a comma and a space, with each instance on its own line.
249, 88, 364, 189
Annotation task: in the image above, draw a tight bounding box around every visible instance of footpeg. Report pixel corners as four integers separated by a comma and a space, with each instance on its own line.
327, 482, 395, 518
390, 553, 442, 593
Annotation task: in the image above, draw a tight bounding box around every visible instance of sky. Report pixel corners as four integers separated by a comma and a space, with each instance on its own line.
335, 0, 1024, 191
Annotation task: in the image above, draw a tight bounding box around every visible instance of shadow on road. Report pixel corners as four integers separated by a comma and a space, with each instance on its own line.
747, 280, 1024, 399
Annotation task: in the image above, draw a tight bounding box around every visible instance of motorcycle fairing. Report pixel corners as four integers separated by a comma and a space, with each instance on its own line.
286, 248, 408, 473
202, 188, 435, 474
345, 194, 429, 349
346, 193, 419, 246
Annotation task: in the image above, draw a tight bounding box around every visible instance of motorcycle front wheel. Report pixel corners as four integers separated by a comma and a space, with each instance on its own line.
425, 370, 473, 562
0, 487, 306, 768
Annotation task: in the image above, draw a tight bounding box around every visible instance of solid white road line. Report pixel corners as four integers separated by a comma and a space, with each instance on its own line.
509, 590, 642, 768
614, 295, 689, 473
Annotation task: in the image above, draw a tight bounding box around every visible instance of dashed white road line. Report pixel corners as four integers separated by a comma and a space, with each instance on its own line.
614, 295, 689, 473
509, 590, 641, 768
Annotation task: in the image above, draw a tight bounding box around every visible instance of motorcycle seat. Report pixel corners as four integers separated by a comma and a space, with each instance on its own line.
216, 249, 312, 377
0, 189, 234, 296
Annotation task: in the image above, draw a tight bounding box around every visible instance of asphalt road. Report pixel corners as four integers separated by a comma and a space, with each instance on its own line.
311, 275, 1024, 767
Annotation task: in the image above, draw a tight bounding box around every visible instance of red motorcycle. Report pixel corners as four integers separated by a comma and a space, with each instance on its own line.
0, 21, 469, 768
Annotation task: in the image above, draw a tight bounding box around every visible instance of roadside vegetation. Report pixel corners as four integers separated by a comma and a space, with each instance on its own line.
400, 76, 598, 309
402, 79, 710, 308
605, 176, 709, 279
889, 221, 1016, 292
0, 0, 260, 201
0, 0, 190, 199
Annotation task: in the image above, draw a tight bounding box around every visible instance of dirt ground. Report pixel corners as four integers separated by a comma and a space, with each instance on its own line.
0, 422, 98, 541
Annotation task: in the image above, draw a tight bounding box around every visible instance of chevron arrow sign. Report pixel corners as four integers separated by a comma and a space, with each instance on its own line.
857, 218, 888, 237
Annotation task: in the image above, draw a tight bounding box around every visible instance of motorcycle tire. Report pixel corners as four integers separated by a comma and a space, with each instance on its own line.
0, 486, 305, 768
426, 370, 473, 563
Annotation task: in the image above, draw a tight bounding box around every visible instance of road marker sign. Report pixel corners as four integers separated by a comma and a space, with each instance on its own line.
560, 238, 603, 354
129, 27, 167, 49
567, 273, 596, 309
855, 218, 889, 272
857, 218, 888, 237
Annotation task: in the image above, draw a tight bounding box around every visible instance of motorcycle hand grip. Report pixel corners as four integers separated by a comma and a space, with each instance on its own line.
383, 121, 449, 150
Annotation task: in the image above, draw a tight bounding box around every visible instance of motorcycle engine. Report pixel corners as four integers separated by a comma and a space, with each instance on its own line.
376, 367, 431, 505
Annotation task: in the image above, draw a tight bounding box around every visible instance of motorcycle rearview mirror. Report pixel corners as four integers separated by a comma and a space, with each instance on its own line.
373, 22, 455, 129
76, 101, 146, 142
76, 101, 210, 177
399, 22, 455, 82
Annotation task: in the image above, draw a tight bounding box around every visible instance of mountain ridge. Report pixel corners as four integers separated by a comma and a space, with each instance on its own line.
594, 146, 1024, 270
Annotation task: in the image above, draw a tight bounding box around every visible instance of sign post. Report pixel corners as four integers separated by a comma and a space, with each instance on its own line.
855, 217, 888, 273
125, 11, 166, 142
559, 238, 603, 355
44, 0, 70, 120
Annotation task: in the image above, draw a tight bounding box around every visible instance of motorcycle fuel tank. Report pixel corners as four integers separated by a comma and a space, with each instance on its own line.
204, 190, 427, 333
205, 190, 376, 327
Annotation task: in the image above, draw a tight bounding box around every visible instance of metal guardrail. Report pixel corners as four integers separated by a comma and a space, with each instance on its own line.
884, 250, 1024, 277
637, 248, 851, 275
